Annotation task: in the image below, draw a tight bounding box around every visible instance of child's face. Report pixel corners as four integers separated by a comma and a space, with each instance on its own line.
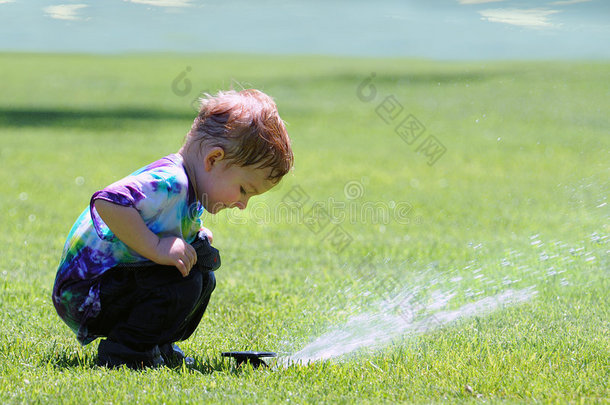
190, 147, 277, 214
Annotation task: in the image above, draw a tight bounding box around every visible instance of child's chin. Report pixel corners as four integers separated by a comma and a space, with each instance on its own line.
207, 204, 225, 214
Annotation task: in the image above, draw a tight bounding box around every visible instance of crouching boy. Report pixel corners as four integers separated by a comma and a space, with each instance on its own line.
52, 89, 293, 369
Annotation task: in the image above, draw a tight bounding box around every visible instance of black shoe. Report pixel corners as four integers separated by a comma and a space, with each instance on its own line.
97, 339, 165, 370
159, 343, 195, 367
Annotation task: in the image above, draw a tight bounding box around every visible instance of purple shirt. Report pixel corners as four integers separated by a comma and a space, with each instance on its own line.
52, 154, 203, 344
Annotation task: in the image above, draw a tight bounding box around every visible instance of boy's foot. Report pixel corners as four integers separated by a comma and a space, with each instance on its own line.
159, 343, 195, 367
97, 339, 165, 370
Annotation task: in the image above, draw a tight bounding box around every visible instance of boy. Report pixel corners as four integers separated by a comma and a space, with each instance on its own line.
52, 89, 293, 369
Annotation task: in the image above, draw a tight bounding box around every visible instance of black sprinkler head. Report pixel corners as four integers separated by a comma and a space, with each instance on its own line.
222, 351, 277, 369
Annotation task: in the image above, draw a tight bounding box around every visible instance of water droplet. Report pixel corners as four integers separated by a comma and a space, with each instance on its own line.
19, 192, 28, 201
75, 176, 85, 186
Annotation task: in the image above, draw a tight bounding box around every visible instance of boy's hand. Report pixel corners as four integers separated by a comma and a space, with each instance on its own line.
199, 226, 213, 244
154, 236, 197, 277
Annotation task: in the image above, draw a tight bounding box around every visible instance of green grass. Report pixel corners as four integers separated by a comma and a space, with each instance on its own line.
0, 53, 608, 404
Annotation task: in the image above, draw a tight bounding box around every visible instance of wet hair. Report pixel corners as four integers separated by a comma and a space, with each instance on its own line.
187, 89, 293, 181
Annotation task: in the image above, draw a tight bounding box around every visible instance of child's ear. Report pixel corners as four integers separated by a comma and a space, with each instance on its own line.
204, 147, 225, 171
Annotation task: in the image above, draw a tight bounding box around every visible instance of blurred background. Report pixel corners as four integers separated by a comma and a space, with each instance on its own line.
1, 0, 609, 59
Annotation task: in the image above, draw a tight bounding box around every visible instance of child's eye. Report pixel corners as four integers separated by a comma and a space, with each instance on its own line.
240, 186, 246, 195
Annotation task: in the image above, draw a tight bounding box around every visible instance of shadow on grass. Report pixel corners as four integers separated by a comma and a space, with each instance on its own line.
0, 70, 502, 130
0, 107, 193, 130
42, 350, 241, 375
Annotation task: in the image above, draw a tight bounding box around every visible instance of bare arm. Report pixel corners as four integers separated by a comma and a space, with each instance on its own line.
94, 199, 197, 277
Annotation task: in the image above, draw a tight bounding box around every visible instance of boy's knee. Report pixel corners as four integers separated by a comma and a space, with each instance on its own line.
204, 270, 216, 294
170, 272, 201, 310
173, 269, 215, 311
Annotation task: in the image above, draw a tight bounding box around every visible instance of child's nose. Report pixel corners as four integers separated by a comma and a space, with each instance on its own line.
236, 197, 249, 210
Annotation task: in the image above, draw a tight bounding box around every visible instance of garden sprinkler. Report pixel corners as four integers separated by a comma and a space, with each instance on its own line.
222, 351, 277, 369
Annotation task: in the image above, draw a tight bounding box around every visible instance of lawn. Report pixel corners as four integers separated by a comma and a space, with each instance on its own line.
0, 53, 608, 403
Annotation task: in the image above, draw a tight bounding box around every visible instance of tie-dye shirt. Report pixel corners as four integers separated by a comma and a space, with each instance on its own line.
52, 154, 204, 344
